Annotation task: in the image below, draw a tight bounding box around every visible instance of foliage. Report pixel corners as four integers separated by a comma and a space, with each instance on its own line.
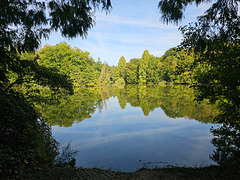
192, 43, 240, 104
159, 0, 240, 127
125, 58, 140, 84
98, 62, 107, 84
159, 2, 240, 171
100, 64, 117, 84
158, 0, 207, 24
139, 50, 150, 84
0, 91, 59, 179
210, 124, 240, 170
115, 77, 126, 88
123, 48, 196, 85
1, 0, 111, 178
116, 56, 127, 81
38, 42, 102, 87
0, 0, 111, 89
146, 56, 161, 83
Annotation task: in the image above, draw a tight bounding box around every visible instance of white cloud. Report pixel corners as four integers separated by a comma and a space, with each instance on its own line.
96, 13, 176, 29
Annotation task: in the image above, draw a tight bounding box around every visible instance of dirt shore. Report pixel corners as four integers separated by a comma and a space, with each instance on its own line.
22, 165, 239, 180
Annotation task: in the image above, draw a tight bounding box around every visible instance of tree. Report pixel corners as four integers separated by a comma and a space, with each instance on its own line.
125, 58, 140, 84
0, 0, 111, 178
0, 0, 111, 89
139, 50, 150, 84
38, 42, 102, 86
159, 0, 240, 125
98, 62, 107, 84
116, 56, 126, 81
146, 56, 160, 84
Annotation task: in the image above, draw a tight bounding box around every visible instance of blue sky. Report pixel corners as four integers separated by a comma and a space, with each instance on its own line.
41, 0, 211, 66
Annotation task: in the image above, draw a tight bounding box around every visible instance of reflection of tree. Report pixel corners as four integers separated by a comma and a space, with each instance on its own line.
37, 85, 219, 126
158, 85, 219, 123
116, 87, 127, 109
126, 85, 219, 123
139, 85, 150, 116
125, 85, 140, 107
210, 123, 240, 178
37, 88, 103, 127
210, 124, 240, 166
209, 96, 240, 177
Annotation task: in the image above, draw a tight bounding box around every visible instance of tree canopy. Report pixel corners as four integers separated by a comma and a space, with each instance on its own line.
159, 0, 240, 126
0, 0, 111, 90
1, 0, 111, 178
38, 42, 103, 86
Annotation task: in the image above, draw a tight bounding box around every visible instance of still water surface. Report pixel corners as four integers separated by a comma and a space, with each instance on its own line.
47, 85, 219, 171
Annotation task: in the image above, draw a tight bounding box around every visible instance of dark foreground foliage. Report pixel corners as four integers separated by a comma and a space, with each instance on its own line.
1, 1, 111, 179
0, 91, 58, 179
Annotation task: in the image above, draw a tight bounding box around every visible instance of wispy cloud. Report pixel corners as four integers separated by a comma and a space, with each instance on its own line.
96, 13, 176, 29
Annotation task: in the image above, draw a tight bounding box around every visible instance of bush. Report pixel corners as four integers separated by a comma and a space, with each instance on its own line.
115, 78, 125, 87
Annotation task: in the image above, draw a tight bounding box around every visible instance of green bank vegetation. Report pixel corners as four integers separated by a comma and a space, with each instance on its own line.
27, 42, 201, 87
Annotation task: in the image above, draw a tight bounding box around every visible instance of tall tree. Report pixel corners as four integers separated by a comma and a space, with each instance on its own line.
116, 56, 127, 80
139, 50, 150, 84
98, 62, 107, 84
125, 58, 140, 84
146, 56, 160, 84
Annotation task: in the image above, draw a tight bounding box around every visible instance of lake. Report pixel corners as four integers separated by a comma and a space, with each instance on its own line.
39, 85, 220, 172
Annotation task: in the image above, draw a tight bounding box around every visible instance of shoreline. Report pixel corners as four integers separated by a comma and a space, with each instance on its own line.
22, 164, 239, 180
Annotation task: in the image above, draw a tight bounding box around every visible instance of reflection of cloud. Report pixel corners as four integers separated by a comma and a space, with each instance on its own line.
68, 122, 196, 151
192, 136, 213, 141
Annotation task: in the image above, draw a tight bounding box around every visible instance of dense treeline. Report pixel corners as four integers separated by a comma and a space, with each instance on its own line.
37, 42, 119, 87
118, 48, 199, 85
34, 42, 239, 93
36, 42, 199, 86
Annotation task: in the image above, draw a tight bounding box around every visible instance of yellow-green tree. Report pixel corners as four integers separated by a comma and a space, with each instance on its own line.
125, 58, 140, 84
38, 42, 102, 86
139, 50, 150, 84
116, 56, 126, 81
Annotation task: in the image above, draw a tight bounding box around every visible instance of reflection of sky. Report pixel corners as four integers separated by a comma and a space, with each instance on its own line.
52, 97, 218, 172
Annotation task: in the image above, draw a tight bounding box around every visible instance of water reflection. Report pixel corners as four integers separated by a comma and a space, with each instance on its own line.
37, 88, 103, 127
210, 124, 240, 166
34, 85, 240, 172
51, 96, 217, 171
34, 85, 226, 171
37, 85, 219, 127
